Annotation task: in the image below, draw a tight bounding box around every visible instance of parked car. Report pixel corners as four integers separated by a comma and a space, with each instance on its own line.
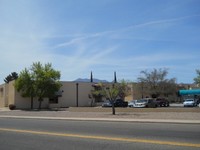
155, 98, 170, 107
133, 98, 157, 108
183, 99, 197, 107
102, 100, 112, 107
102, 99, 128, 107
128, 100, 136, 107
114, 99, 128, 107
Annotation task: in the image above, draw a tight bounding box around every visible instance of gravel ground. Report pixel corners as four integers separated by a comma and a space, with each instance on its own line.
0, 107, 200, 120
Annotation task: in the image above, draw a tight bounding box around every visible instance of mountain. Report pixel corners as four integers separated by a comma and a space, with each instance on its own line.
74, 78, 108, 83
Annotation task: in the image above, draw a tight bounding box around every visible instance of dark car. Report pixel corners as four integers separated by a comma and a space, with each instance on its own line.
102, 99, 128, 107
134, 98, 157, 108
155, 98, 169, 107
114, 99, 128, 107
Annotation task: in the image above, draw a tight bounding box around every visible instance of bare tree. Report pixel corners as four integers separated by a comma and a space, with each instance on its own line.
91, 81, 130, 115
138, 68, 176, 98
194, 69, 200, 86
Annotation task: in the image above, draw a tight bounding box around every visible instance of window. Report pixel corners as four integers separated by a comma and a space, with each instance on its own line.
49, 97, 58, 104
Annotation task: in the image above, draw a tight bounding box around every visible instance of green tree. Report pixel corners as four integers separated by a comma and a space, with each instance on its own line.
138, 68, 176, 98
91, 81, 130, 115
15, 62, 61, 109
90, 83, 104, 107
15, 69, 35, 109
103, 84, 119, 115
118, 79, 131, 100
194, 69, 200, 86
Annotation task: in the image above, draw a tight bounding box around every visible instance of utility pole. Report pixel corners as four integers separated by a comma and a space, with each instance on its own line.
114, 71, 117, 83
90, 71, 93, 83
76, 83, 79, 107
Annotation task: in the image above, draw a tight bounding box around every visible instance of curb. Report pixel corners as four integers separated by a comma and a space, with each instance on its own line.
0, 115, 200, 124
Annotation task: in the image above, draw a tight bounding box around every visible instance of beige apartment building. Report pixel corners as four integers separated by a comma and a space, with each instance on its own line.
0, 81, 106, 109
1, 79, 183, 109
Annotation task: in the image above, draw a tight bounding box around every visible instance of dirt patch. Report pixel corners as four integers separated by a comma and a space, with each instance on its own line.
69, 107, 200, 113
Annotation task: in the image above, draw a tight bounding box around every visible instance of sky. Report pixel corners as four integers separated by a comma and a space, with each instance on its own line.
0, 0, 200, 84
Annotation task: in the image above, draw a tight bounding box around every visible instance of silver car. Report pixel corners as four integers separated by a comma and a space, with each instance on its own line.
183, 99, 197, 107
128, 100, 137, 107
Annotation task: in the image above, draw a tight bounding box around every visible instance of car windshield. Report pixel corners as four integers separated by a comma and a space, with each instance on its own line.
184, 99, 194, 102
137, 99, 148, 103
129, 100, 136, 103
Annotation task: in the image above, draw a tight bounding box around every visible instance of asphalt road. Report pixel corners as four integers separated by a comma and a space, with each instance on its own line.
0, 118, 200, 150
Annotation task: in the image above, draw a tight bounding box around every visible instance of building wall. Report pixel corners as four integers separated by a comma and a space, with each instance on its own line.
59, 82, 94, 107
15, 91, 49, 109
1, 81, 135, 109
0, 82, 14, 107
0, 84, 5, 107
0, 81, 96, 109
8, 81, 15, 105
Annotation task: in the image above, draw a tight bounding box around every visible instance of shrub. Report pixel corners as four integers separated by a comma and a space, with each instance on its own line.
9, 104, 16, 110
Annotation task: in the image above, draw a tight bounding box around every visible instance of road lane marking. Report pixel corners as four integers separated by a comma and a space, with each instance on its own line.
0, 128, 200, 148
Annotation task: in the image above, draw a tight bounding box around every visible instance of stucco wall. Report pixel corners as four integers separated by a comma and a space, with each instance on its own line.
0, 81, 49, 109
0, 81, 16, 107
59, 82, 94, 107
0, 84, 5, 107
8, 81, 15, 105
15, 91, 49, 109
0, 81, 104, 109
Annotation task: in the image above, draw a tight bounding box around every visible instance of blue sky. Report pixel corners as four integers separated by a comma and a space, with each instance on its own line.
0, 0, 200, 84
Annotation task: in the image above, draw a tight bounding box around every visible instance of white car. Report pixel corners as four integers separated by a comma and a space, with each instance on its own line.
183, 99, 197, 107
128, 100, 137, 107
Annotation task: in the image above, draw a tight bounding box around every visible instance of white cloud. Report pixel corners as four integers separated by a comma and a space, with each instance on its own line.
0, 1, 53, 83
0, 0, 199, 83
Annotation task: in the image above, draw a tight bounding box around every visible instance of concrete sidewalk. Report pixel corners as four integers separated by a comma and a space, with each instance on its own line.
0, 107, 200, 124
